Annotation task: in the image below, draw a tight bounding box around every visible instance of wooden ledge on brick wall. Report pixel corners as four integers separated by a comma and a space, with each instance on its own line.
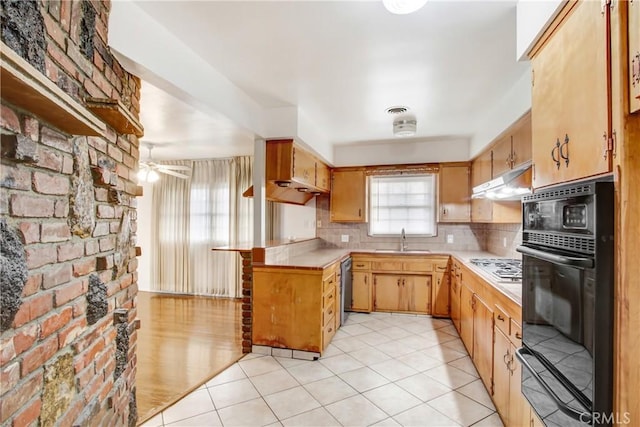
0, 41, 106, 137
134, 185, 144, 197
135, 246, 142, 257
85, 97, 144, 137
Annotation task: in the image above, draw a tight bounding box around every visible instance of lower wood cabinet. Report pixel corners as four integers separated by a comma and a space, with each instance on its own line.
252, 261, 340, 354
373, 274, 431, 313
459, 281, 475, 356
351, 254, 450, 316
351, 270, 372, 312
472, 294, 494, 392
450, 260, 462, 332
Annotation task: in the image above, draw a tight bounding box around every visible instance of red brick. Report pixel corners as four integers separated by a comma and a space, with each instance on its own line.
96, 255, 113, 271
92, 69, 113, 97
45, 56, 60, 82
96, 204, 115, 219
21, 274, 42, 297
22, 117, 39, 142
85, 240, 99, 255
59, 0, 71, 31
12, 292, 53, 328
78, 337, 105, 371
66, 42, 93, 77
84, 78, 104, 98
0, 337, 17, 366
25, 246, 57, 269
43, 11, 66, 48
12, 323, 39, 355
40, 222, 71, 243
32, 172, 69, 195
107, 144, 123, 163
40, 307, 73, 339
10, 194, 55, 218
93, 50, 104, 71
46, 43, 79, 81
40, 126, 73, 153
0, 105, 20, 133
0, 361, 20, 392
0, 164, 31, 190
56, 398, 83, 427
92, 222, 109, 237
75, 363, 95, 389
57, 242, 84, 262
11, 398, 41, 427
72, 299, 87, 318
54, 199, 69, 218
62, 155, 74, 175
18, 222, 40, 244
35, 147, 63, 172
94, 188, 108, 202
54, 280, 86, 307
72, 258, 96, 277
0, 373, 43, 423
20, 334, 58, 376
58, 316, 87, 348
42, 263, 72, 289
98, 237, 115, 252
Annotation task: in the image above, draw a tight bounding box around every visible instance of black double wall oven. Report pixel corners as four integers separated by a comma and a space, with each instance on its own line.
516, 178, 614, 426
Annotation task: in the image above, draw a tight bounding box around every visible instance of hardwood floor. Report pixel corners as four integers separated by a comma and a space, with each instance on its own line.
136, 291, 243, 424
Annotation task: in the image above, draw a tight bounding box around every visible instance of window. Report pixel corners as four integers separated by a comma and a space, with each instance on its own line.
368, 174, 437, 236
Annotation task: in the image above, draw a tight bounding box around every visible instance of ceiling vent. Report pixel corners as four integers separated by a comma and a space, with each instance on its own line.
385, 106, 408, 115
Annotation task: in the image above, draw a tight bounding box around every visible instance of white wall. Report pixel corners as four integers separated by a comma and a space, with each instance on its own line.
279, 198, 317, 241
333, 137, 470, 167
469, 69, 532, 158
136, 181, 154, 292
516, 0, 565, 60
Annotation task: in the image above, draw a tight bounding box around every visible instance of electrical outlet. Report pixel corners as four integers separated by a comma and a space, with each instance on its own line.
446, 234, 454, 244
503, 237, 507, 248
317, 220, 321, 228
341, 234, 349, 243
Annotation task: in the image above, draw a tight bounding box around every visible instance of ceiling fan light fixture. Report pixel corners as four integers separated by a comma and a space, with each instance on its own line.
383, 0, 428, 15
393, 118, 417, 137
137, 168, 160, 183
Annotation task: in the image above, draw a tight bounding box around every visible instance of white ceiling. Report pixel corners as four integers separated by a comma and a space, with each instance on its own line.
112, 0, 531, 163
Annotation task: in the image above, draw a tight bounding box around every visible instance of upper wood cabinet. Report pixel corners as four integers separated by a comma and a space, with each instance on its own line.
439, 164, 471, 222
630, 0, 640, 114
471, 150, 493, 223
530, 0, 612, 188
266, 139, 331, 193
330, 169, 367, 223
492, 113, 533, 178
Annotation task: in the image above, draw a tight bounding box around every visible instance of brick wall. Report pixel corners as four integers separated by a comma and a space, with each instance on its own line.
240, 250, 252, 354
1, 1, 140, 426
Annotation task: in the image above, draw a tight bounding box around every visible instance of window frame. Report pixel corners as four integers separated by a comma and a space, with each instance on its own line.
367, 172, 438, 237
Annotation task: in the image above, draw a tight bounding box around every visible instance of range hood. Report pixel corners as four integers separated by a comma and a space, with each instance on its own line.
242, 182, 318, 206
472, 161, 532, 201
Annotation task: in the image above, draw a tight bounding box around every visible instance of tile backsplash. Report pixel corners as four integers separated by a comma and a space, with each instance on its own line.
314, 194, 522, 256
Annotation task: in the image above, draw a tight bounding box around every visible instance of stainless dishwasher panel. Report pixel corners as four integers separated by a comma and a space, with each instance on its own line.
340, 257, 352, 325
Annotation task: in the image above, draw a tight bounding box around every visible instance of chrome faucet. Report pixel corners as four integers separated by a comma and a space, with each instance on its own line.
400, 228, 407, 252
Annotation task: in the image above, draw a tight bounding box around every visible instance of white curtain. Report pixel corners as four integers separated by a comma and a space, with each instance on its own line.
151, 157, 254, 296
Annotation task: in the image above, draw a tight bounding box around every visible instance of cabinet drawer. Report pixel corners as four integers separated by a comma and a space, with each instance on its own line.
323, 287, 336, 309
510, 319, 522, 346
372, 260, 400, 271
352, 260, 371, 270
323, 303, 336, 327
323, 316, 336, 345
403, 261, 433, 272
434, 262, 449, 273
494, 304, 511, 337
323, 273, 337, 294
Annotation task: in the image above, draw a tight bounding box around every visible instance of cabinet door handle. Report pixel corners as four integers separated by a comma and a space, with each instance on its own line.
551, 138, 561, 170
559, 134, 569, 167
503, 350, 511, 367
515, 331, 522, 340
358, 208, 362, 218
497, 314, 505, 322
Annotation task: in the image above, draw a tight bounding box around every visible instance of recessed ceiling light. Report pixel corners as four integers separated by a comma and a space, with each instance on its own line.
383, 0, 428, 15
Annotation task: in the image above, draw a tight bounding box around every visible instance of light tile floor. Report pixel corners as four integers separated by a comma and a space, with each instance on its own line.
140, 312, 504, 427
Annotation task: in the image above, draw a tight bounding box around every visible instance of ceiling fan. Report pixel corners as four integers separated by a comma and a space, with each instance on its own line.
138, 143, 191, 182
